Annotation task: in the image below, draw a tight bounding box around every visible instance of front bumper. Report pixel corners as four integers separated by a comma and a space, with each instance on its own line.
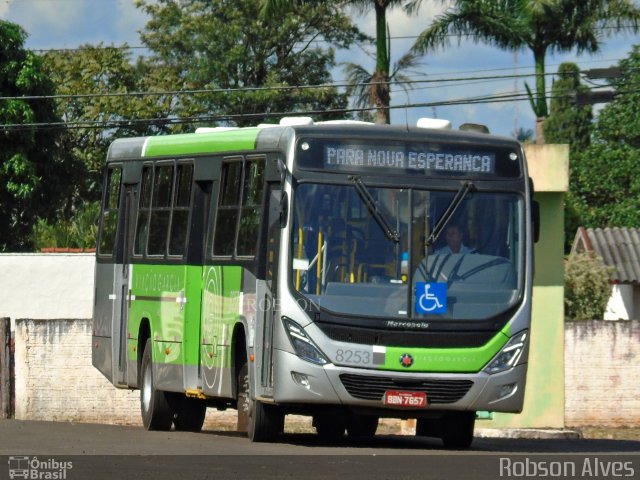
272, 348, 526, 414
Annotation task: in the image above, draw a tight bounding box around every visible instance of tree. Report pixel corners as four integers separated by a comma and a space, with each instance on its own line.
343, 49, 421, 121
42, 45, 171, 205
410, 0, 640, 143
136, 0, 363, 126
569, 45, 640, 230
262, 0, 412, 125
0, 21, 75, 251
543, 62, 593, 150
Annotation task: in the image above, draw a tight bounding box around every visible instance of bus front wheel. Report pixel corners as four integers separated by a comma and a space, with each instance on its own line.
140, 338, 174, 431
241, 364, 284, 442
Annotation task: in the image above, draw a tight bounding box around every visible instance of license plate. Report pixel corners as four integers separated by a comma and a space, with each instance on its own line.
383, 390, 427, 408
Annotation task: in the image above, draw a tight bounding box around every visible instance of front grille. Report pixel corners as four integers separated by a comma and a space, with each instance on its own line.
317, 322, 496, 348
339, 373, 473, 404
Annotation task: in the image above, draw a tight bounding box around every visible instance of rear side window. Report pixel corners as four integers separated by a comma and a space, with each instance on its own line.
98, 165, 122, 256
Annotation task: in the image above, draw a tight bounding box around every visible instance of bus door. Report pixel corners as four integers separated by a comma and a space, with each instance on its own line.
254, 176, 285, 397
112, 183, 137, 387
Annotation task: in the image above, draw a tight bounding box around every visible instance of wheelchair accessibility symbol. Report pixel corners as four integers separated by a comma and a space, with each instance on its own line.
415, 282, 447, 314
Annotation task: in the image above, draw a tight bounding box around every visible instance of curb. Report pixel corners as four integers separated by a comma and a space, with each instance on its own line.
475, 428, 583, 440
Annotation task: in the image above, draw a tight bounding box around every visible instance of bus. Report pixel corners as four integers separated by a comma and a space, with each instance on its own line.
92, 117, 537, 448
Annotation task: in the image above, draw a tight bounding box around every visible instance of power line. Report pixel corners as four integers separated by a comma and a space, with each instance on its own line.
2, 68, 627, 103
2, 85, 638, 132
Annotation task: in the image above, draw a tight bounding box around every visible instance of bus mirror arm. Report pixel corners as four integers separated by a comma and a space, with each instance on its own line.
279, 191, 289, 229
532, 200, 540, 243
277, 158, 287, 186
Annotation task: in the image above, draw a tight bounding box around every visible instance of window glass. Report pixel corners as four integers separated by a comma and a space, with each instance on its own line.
220, 161, 242, 206
213, 210, 237, 256
213, 157, 265, 258
134, 211, 149, 256
175, 164, 193, 208
98, 166, 122, 256
153, 164, 173, 208
139, 166, 152, 209
148, 210, 170, 255
242, 158, 264, 206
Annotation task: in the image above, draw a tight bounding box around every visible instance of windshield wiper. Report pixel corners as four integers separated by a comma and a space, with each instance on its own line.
426, 181, 474, 248
350, 176, 400, 243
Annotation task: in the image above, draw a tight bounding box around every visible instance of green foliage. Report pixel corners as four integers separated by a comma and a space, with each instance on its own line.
42, 45, 168, 204
569, 45, 640, 231
544, 63, 593, 150
0, 20, 75, 251
411, 0, 640, 123
564, 252, 614, 321
137, 0, 364, 126
31, 202, 100, 250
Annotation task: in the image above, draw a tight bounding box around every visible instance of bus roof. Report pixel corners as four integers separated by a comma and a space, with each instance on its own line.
106, 122, 520, 163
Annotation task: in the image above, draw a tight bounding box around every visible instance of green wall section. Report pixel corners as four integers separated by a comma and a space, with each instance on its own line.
143, 128, 261, 157
485, 188, 566, 428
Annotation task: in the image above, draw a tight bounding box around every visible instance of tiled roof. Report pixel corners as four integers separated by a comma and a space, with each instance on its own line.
571, 227, 640, 284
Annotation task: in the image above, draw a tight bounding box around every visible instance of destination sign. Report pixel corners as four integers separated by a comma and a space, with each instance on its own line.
324, 144, 496, 175
295, 138, 522, 178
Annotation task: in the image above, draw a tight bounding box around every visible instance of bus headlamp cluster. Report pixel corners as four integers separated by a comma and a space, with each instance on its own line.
485, 331, 528, 374
282, 317, 329, 365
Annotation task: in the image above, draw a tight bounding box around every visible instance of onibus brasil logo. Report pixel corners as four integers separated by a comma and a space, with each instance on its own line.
8, 456, 73, 479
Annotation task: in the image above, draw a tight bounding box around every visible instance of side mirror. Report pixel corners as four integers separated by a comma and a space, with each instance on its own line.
532, 200, 540, 243
279, 191, 288, 229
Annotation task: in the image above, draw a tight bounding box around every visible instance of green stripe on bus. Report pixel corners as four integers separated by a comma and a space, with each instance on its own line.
379, 328, 509, 373
143, 128, 261, 157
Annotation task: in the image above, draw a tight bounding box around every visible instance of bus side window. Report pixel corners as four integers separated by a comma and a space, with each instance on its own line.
213, 156, 265, 258
213, 160, 243, 256
237, 157, 265, 256
98, 165, 122, 256
169, 163, 193, 256
133, 165, 152, 256
147, 163, 174, 256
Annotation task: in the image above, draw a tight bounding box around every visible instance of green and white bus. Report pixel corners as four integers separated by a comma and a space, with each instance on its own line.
92, 117, 537, 447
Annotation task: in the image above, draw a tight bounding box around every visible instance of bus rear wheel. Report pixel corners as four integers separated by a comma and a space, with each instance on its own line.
173, 397, 206, 432
140, 338, 174, 431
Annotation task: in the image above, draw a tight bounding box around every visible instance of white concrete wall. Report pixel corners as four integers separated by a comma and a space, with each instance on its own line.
14, 319, 141, 424
604, 284, 634, 320
565, 320, 640, 427
0, 253, 95, 322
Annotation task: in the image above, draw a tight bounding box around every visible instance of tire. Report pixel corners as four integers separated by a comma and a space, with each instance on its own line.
313, 413, 346, 440
140, 338, 174, 431
173, 396, 206, 432
236, 363, 250, 433
440, 412, 475, 449
346, 414, 378, 437
245, 361, 284, 442
415, 417, 440, 437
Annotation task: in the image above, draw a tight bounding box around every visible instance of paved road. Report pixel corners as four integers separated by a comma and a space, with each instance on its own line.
0, 420, 638, 479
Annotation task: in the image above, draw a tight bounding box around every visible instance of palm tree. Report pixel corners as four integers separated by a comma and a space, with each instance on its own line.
261, 0, 411, 124
344, 48, 421, 121
408, 0, 640, 142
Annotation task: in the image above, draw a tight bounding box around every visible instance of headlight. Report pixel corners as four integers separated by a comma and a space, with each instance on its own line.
484, 330, 528, 374
282, 317, 329, 365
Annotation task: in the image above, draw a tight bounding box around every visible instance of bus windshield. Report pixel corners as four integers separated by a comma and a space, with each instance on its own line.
291, 183, 523, 321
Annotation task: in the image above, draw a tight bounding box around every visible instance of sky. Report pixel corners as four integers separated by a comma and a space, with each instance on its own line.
1, 0, 638, 137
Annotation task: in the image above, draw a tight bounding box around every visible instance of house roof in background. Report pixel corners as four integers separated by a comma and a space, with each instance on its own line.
571, 227, 640, 284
